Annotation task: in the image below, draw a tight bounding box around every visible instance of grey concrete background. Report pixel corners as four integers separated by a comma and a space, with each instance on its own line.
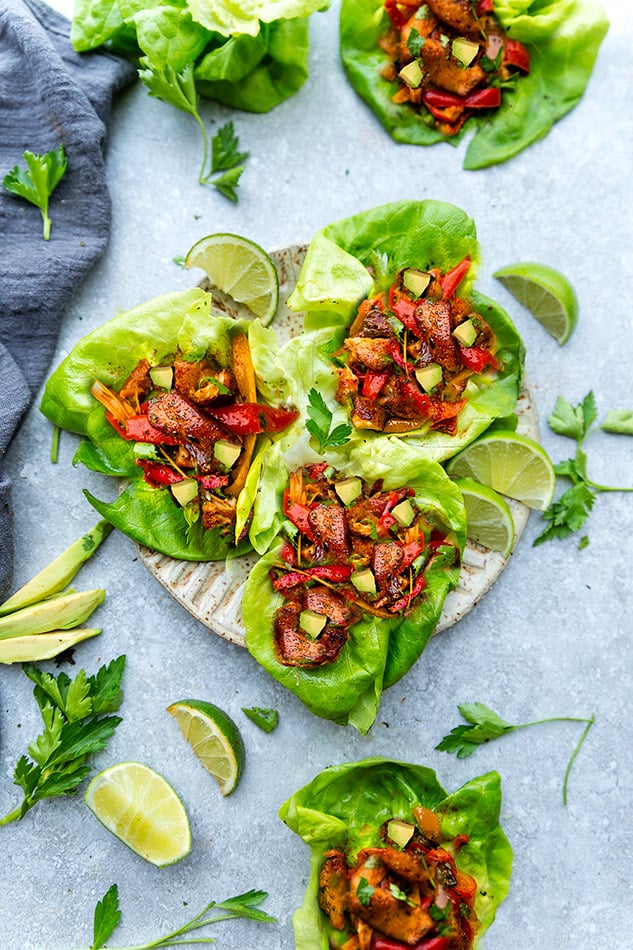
2, 1, 632, 948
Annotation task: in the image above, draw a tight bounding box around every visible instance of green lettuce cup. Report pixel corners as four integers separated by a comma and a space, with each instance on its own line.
340, 0, 608, 168
280, 758, 513, 950
40, 288, 297, 561
286, 199, 525, 464
242, 453, 466, 734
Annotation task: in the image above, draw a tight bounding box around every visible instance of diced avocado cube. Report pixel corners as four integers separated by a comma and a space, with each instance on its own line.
452, 36, 479, 67
399, 60, 423, 88
415, 364, 443, 392
150, 365, 173, 389
335, 477, 363, 506
214, 440, 242, 469
387, 819, 415, 849
351, 568, 377, 595
452, 319, 477, 347
391, 498, 416, 527
402, 268, 431, 298
170, 478, 198, 507
299, 610, 327, 640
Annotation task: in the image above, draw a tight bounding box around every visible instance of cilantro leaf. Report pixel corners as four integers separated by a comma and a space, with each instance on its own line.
548, 392, 597, 444
3, 144, 67, 240
211, 164, 246, 203
533, 482, 596, 546
211, 120, 249, 174
306, 388, 352, 454
601, 409, 633, 435
92, 884, 121, 950
407, 28, 425, 57
356, 877, 375, 907
389, 883, 415, 906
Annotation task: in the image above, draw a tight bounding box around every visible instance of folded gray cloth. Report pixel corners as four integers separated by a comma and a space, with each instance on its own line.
0, 0, 136, 599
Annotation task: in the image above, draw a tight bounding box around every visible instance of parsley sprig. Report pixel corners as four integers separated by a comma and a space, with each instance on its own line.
306, 388, 352, 454
138, 61, 247, 200
84, 884, 275, 950
535, 392, 633, 546
436, 702, 595, 805
3, 144, 67, 240
0, 656, 125, 826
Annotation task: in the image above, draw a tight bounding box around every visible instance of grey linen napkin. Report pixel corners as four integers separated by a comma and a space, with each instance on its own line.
0, 0, 137, 598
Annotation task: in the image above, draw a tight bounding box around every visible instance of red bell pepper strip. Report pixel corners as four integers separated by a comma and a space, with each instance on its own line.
504, 38, 530, 73
388, 340, 418, 376
391, 292, 420, 335
454, 867, 478, 901
283, 489, 317, 541
279, 539, 298, 566
136, 460, 183, 486
400, 539, 424, 568
384, 0, 420, 29
424, 87, 501, 111
207, 402, 298, 435
459, 345, 499, 372
271, 564, 354, 591
440, 256, 471, 298
198, 474, 229, 490
373, 935, 449, 950
362, 369, 390, 399
125, 414, 181, 445
388, 573, 427, 613
477, 0, 494, 13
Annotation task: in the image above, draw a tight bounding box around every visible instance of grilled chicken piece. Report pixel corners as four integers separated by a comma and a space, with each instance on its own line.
376, 378, 426, 424
148, 391, 236, 447
274, 597, 348, 667
351, 396, 388, 430
359, 309, 398, 339
372, 543, 404, 592
426, 0, 482, 38
120, 358, 152, 403
348, 851, 433, 945
421, 37, 485, 97
376, 848, 433, 887
337, 364, 360, 402
306, 586, 361, 627
308, 504, 351, 560
345, 337, 393, 371
416, 299, 460, 370
201, 494, 235, 532
319, 850, 349, 930
174, 358, 237, 405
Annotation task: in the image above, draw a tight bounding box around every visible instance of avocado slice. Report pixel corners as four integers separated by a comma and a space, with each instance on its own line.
149, 365, 173, 389
452, 318, 477, 347
391, 498, 416, 527
415, 363, 443, 392
399, 61, 423, 88
214, 440, 242, 469
351, 568, 377, 595
170, 478, 198, 507
335, 477, 363, 506
402, 268, 431, 298
452, 36, 479, 67
387, 819, 415, 849
299, 610, 327, 640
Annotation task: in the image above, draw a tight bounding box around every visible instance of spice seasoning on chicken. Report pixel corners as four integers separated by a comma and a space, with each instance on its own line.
334, 259, 499, 437
380, 0, 530, 136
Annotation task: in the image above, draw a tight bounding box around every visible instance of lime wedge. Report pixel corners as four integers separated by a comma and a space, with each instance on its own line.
455, 478, 515, 557
493, 261, 578, 345
185, 233, 279, 325
84, 762, 191, 866
446, 430, 556, 510
167, 699, 245, 797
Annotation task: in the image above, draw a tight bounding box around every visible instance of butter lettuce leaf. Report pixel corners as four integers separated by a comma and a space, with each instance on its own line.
280, 759, 512, 950
339, 0, 608, 168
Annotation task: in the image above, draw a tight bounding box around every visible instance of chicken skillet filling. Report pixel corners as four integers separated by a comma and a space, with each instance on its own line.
335, 259, 498, 436
380, 0, 530, 136
90, 333, 297, 537
270, 463, 459, 667
319, 807, 479, 950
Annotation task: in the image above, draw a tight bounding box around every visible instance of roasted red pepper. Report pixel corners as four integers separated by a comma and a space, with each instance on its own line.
504, 38, 530, 73
477, 0, 494, 12
384, 0, 419, 28
106, 411, 181, 445
362, 369, 390, 399
373, 935, 449, 950
391, 293, 419, 335
440, 256, 471, 298
136, 460, 183, 486
424, 87, 501, 112
271, 564, 354, 591
459, 346, 498, 372
283, 489, 317, 541
400, 539, 424, 568
388, 341, 418, 376
207, 402, 298, 435
198, 474, 229, 490
388, 573, 427, 612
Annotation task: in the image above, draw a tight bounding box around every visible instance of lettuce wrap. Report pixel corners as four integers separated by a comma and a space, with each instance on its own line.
39, 288, 297, 561
280, 758, 513, 950
71, 0, 329, 114
286, 200, 525, 464
340, 0, 608, 168
242, 450, 466, 734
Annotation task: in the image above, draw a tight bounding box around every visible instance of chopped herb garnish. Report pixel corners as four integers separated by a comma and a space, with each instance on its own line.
407, 28, 426, 57
306, 388, 352, 454
356, 877, 375, 907
3, 144, 67, 240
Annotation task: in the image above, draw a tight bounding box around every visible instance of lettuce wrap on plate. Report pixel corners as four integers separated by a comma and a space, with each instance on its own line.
71, 0, 329, 115
280, 758, 512, 949
242, 450, 466, 734
340, 0, 608, 168
40, 288, 298, 562
285, 200, 525, 471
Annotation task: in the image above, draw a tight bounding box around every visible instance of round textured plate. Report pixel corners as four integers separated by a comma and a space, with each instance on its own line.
136, 245, 538, 646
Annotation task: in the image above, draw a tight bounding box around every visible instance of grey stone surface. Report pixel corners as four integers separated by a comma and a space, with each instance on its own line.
1, 1, 632, 948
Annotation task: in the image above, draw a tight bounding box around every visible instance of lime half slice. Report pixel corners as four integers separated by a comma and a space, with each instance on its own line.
493, 261, 578, 345
167, 699, 245, 797
455, 478, 515, 557
446, 430, 556, 510
84, 762, 191, 866
185, 232, 279, 325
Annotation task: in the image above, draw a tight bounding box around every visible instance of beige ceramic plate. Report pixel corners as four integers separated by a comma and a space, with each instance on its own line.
136, 245, 538, 646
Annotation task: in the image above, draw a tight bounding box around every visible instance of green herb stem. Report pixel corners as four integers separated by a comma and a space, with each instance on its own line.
562, 714, 595, 806
193, 111, 210, 185
0, 805, 24, 826
51, 425, 60, 463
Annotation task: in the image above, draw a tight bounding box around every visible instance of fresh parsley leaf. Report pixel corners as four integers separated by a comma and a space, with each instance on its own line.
429, 902, 450, 922
548, 392, 597, 444
356, 877, 375, 907
211, 120, 249, 174
389, 883, 415, 906
92, 884, 121, 950
437, 703, 595, 804
407, 28, 426, 57
0, 657, 125, 825
242, 706, 279, 733
211, 164, 246, 203
601, 409, 633, 435
306, 388, 352, 454
3, 144, 67, 240
533, 481, 596, 546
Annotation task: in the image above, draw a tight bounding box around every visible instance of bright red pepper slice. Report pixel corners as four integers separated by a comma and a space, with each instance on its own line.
373, 933, 449, 950
283, 490, 317, 541
362, 369, 390, 399
384, 0, 420, 28
504, 38, 530, 72
270, 564, 354, 591
387, 340, 419, 376
388, 573, 427, 613
136, 460, 183, 486
459, 345, 499, 372
400, 539, 424, 568
477, 0, 494, 13
440, 256, 471, 298
391, 291, 419, 335
424, 87, 501, 112
198, 474, 229, 490
125, 414, 181, 445
207, 402, 298, 435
